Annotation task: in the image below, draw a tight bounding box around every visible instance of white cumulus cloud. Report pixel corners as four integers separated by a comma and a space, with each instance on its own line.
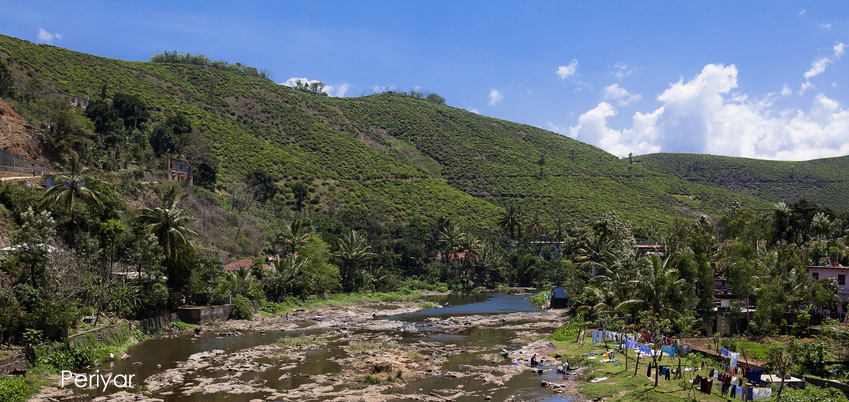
802, 42, 845, 85
568, 63, 849, 160
781, 83, 792, 96
805, 57, 830, 80
556, 60, 578, 79
489, 89, 503, 106
568, 102, 662, 157
602, 84, 642, 106
819, 23, 832, 29
36, 28, 61, 43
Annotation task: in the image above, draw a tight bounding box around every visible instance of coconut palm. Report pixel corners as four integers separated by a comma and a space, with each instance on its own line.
267, 256, 312, 298
39, 155, 102, 227
623, 253, 686, 315
438, 222, 466, 262
136, 184, 197, 264
275, 219, 311, 257
334, 229, 376, 292
498, 204, 524, 241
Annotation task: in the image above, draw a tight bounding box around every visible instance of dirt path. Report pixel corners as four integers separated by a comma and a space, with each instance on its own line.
0, 175, 40, 181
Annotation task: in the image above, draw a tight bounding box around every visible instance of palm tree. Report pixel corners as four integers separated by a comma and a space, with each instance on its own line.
334, 229, 376, 292
625, 253, 686, 315
439, 222, 466, 258
136, 184, 197, 264
39, 155, 102, 227
268, 256, 312, 298
476, 240, 508, 284
498, 204, 524, 242
551, 216, 569, 256
275, 219, 311, 257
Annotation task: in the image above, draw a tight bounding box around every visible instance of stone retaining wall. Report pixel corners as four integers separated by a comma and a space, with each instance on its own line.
175, 304, 234, 325
803, 376, 849, 397
139, 313, 176, 333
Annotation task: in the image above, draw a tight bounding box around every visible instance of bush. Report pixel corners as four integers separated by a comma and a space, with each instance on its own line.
34, 343, 96, 372
781, 385, 847, 402
549, 318, 583, 342
169, 319, 190, 331
231, 295, 254, 320
0, 376, 33, 402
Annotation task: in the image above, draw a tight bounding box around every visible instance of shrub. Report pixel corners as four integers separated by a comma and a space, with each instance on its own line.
549, 318, 583, 342
231, 295, 254, 320
0, 376, 33, 402
169, 319, 190, 331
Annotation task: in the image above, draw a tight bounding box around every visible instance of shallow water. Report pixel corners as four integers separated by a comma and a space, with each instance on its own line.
70, 293, 570, 402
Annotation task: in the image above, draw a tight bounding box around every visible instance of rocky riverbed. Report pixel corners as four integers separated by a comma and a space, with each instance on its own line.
29, 293, 588, 402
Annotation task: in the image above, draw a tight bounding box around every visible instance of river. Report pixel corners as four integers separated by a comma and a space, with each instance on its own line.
51, 292, 577, 402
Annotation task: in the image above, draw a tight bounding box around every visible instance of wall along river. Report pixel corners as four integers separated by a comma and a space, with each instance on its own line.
63, 292, 577, 402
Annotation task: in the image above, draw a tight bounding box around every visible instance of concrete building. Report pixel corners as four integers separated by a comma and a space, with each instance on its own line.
807, 264, 849, 320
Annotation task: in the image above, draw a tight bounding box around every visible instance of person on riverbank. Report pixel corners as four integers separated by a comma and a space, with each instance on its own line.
531, 354, 538, 366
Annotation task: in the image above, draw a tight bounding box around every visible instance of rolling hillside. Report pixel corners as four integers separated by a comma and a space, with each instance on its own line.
0, 34, 774, 227
639, 153, 849, 213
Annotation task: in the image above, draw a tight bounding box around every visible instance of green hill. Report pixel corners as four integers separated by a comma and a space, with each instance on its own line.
0, 34, 774, 227
638, 153, 849, 213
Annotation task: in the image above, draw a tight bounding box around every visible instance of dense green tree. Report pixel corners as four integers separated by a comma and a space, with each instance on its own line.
111, 93, 149, 129
85, 98, 121, 136
292, 181, 310, 213
9, 208, 56, 290
150, 112, 192, 156
247, 170, 278, 203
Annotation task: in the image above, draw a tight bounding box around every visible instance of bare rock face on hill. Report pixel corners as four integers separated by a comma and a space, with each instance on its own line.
0, 98, 44, 161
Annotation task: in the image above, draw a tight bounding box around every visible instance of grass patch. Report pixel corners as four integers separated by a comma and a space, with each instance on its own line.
168, 319, 194, 331
348, 340, 404, 353
277, 335, 321, 347
386, 369, 404, 382
529, 291, 549, 307
717, 337, 770, 362
417, 301, 439, 309
363, 374, 382, 385
547, 329, 733, 402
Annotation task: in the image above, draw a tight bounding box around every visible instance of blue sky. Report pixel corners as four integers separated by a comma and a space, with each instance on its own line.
2, 1, 848, 160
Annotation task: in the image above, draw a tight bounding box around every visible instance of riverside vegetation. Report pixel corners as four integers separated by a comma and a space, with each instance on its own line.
0, 34, 848, 401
